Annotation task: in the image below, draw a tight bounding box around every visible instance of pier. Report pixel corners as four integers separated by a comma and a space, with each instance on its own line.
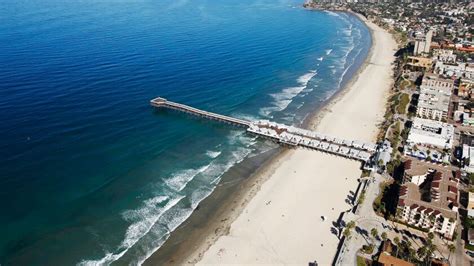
151, 97, 250, 127
150, 97, 382, 164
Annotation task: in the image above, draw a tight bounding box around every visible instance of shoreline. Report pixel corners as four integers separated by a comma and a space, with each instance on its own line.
144, 11, 396, 266
304, 11, 375, 130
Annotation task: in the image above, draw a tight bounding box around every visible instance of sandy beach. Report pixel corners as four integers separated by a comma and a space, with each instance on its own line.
182, 16, 398, 265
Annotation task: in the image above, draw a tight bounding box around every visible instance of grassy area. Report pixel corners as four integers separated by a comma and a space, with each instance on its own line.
396, 93, 410, 114
389, 93, 401, 111
389, 121, 400, 152
399, 79, 412, 90
466, 243, 474, 251
373, 180, 392, 215
357, 255, 368, 266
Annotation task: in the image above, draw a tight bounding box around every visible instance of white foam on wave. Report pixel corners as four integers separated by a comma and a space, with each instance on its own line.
210, 146, 253, 185
206, 150, 221, 159
259, 70, 317, 117
324, 10, 340, 17
297, 71, 317, 86
78, 196, 184, 266
134, 151, 248, 264
233, 113, 260, 122
317, 57, 324, 61
135, 133, 257, 264
164, 165, 211, 192
325, 49, 333, 55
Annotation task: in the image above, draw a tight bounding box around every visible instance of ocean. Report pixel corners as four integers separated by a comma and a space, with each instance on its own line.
0, 0, 371, 264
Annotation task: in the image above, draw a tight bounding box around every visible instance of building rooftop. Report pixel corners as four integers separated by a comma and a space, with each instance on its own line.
378, 252, 415, 266
421, 73, 454, 90
400, 159, 458, 220
406, 118, 454, 150
417, 85, 451, 113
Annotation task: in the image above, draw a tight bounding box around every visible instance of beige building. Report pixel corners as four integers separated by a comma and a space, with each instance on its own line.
416, 73, 453, 121
398, 159, 460, 239
459, 78, 474, 99
468, 192, 474, 218
414, 30, 433, 55
406, 56, 433, 72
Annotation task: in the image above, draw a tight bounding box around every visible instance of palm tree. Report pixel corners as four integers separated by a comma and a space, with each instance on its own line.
417, 246, 427, 261
408, 246, 417, 263
394, 236, 401, 257
427, 232, 434, 240
424, 244, 436, 266
346, 221, 355, 229
381, 232, 388, 241
343, 227, 352, 239
447, 243, 455, 262
371, 228, 379, 243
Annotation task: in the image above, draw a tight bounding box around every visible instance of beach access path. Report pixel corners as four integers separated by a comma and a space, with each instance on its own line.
186, 16, 398, 265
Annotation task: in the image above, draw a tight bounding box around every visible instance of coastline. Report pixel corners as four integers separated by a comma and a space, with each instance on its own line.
143, 11, 397, 266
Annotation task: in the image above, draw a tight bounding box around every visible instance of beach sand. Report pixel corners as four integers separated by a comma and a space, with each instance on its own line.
186, 17, 398, 265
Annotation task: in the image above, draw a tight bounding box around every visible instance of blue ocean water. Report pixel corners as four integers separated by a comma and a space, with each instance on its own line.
0, 0, 371, 264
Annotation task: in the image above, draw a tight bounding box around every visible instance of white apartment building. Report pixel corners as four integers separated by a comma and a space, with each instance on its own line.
414, 30, 433, 55
406, 117, 454, 150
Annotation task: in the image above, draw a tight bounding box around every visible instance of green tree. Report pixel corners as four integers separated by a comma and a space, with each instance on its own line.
427, 232, 434, 240
447, 243, 455, 262
371, 228, 379, 242
394, 236, 401, 257
381, 232, 387, 241
417, 246, 427, 261
358, 191, 366, 205
346, 221, 356, 229
343, 227, 352, 239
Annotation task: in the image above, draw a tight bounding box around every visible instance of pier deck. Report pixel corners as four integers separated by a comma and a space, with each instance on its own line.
151, 97, 379, 164
150, 97, 250, 127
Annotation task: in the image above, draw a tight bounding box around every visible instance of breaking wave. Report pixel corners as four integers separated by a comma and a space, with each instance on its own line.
259, 70, 317, 117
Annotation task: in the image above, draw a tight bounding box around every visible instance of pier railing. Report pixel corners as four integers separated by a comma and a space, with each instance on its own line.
150, 97, 250, 127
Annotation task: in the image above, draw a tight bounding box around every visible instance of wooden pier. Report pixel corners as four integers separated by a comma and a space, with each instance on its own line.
151, 97, 379, 164
150, 97, 250, 127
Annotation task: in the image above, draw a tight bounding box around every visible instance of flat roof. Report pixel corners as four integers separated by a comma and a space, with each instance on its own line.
407, 118, 454, 149
417, 86, 451, 112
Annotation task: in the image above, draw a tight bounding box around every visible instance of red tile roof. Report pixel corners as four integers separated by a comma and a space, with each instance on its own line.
398, 199, 405, 206
448, 186, 458, 193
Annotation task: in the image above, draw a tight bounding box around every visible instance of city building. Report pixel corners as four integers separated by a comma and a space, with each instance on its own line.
463, 145, 474, 174
377, 252, 414, 266
467, 192, 474, 218
469, 229, 474, 246
458, 78, 474, 99
406, 117, 454, 150
397, 159, 459, 239
432, 49, 457, 64
416, 74, 453, 121
406, 56, 433, 72
434, 61, 474, 79
414, 30, 433, 55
